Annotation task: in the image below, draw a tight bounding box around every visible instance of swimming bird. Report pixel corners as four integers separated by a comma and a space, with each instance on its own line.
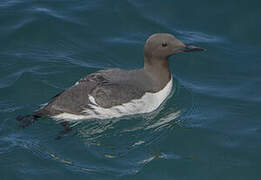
17, 33, 204, 127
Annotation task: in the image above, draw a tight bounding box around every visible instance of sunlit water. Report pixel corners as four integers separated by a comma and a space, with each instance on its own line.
1, 0, 261, 179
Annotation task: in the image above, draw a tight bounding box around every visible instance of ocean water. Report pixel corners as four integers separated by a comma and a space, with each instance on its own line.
1, 0, 261, 179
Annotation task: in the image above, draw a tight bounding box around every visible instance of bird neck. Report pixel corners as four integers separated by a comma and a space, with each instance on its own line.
143, 56, 171, 89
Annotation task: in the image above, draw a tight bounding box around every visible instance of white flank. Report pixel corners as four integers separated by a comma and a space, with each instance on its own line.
53, 78, 173, 121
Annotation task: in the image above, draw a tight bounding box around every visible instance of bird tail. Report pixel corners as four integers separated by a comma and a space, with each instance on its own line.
16, 114, 41, 128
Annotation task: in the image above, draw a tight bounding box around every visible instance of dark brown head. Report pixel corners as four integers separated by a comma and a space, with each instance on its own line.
143, 33, 205, 88
144, 33, 204, 61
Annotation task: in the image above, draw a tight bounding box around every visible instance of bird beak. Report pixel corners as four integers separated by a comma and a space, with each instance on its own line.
182, 45, 205, 52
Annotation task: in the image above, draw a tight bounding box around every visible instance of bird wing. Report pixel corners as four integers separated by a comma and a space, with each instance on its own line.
36, 69, 146, 116
89, 81, 145, 108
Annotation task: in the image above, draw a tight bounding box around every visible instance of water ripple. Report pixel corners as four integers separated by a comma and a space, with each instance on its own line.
176, 30, 225, 43
0, 66, 40, 89
0, 0, 20, 8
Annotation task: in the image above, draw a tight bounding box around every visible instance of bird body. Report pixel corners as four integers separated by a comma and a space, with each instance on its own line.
18, 33, 204, 124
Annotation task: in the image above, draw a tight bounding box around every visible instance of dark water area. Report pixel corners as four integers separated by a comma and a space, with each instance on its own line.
1, 0, 261, 179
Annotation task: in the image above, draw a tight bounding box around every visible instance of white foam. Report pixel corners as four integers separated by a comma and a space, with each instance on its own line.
53, 78, 173, 121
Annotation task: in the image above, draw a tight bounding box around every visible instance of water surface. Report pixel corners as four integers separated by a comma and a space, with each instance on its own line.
1, 0, 261, 179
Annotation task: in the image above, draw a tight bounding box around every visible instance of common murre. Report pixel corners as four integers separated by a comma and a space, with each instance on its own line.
17, 33, 204, 127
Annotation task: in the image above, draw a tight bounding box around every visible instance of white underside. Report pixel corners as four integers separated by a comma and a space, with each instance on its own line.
53, 78, 173, 121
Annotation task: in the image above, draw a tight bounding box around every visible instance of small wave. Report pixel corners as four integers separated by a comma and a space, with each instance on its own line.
0, 66, 40, 89
104, 35, 144, 45
2, 18, 35, 31
145, 111, 181, 130
138, 152, 181, 165
27, 6, 85, 26
180, 78, 261, 104
32, 7, 64, 19
0, 133, 43, 157
0, 0, 20, 8
0, 100, 22, 113
176, 30, 225, 43
121, 3, 224, 45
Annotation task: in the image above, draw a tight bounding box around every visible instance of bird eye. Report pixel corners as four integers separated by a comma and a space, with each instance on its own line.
162, 42, 167, 47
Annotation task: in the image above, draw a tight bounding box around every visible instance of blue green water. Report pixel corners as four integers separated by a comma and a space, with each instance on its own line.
1, 0, 261, 179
